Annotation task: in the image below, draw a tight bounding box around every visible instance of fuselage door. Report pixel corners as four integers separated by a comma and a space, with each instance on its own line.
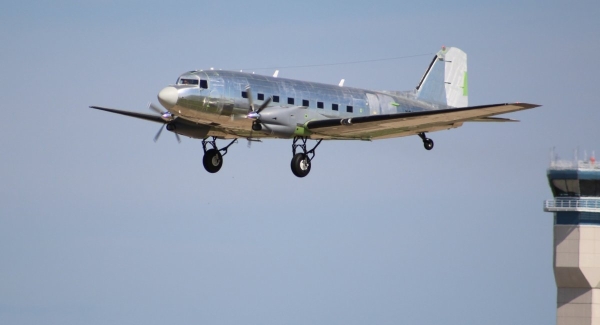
367, 93, 380, 115
207, 75, 224, 115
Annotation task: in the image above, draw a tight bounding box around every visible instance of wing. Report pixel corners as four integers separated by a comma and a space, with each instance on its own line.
305, 103, 540, 140
90, 106, 165, 124
90, 105, 248, 139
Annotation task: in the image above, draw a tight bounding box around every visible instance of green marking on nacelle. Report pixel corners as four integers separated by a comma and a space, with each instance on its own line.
295, 126, 312, 136
463, 71, 468, 96
391, 102, 399, 107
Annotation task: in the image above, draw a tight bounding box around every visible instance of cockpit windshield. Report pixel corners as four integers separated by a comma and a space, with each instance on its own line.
177, 77, 208, 89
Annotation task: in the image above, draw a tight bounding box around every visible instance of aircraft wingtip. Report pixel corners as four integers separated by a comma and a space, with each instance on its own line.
514, 102, 541, 109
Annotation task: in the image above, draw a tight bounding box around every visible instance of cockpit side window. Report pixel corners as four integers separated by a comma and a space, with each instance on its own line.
200, 79, 208, 89
178, 78, 199, 85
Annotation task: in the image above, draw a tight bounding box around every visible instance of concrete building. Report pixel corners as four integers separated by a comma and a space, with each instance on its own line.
545, 153, 600, 325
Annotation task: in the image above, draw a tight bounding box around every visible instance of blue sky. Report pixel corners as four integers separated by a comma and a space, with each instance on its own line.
1, 0, 599, 324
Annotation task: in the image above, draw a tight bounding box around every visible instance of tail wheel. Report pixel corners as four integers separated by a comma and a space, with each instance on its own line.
424, 138, 434, 150
203, 149, 223, 173
291, 153, 311, 178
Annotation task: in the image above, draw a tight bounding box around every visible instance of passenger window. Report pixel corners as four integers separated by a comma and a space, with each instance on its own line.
347, 105, 353, 113
288, 97, 294, 105
332, 104, 338, 111
273, 95, 280, 103
242, 91, 248, 98
200, 79, 208, 89
302, 99, 309, 107
317, 102, 324, 109
258, 93, 264, 100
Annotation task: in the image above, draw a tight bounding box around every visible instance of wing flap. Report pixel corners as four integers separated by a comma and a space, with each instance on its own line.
306, 103, 539, 139
468, 117, 519, 122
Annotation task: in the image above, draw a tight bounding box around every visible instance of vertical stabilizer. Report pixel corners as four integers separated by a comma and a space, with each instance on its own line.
416, 47, 468, 108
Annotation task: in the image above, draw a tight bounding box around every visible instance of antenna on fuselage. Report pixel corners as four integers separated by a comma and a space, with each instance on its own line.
339, 79, 345, 87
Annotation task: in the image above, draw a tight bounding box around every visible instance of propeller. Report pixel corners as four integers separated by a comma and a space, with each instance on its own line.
245, 86, 272, 119
147, 102, 181, 143
244, 86, 272, 147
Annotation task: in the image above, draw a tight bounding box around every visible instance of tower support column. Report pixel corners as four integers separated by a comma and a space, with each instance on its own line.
553, 224, 600, 325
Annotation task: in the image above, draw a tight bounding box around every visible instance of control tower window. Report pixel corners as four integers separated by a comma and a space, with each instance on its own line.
580, 180, 600, 197
550, 179, 580, 197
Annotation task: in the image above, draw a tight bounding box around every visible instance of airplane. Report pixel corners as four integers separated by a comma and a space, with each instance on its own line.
91, 46, 540, 178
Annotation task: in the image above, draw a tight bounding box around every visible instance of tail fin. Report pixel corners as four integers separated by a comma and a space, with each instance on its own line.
415, 46, 468, 108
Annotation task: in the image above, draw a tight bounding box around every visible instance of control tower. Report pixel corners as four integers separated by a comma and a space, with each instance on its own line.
545, 152, 600, 325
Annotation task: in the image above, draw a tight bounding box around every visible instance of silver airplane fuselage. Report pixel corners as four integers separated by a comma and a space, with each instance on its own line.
158, 70, 443, 140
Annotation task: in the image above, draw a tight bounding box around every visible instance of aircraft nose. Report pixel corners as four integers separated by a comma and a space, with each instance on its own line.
158, 86, 178, 109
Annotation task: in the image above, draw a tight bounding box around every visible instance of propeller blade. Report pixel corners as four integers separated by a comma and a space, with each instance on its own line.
153, 124, 165, 142
231, 114, 247, 121
246, 137, 262, 148
256, 97, 272, 114
148, 102, 163, 115
248, 127, 253, 147
245, 86, 254, 112
175, 132, 181, 143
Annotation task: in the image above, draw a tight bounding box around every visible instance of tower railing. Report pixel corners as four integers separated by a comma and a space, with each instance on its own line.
544, 198, 600, 212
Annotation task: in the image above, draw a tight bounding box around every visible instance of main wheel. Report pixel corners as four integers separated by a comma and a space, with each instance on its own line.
290, 153, 311, 178
203, 149, 223, 173
423, 138, 434, 150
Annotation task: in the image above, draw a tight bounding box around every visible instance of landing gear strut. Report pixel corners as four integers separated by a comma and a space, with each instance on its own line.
418, 132, 434, 150
290, 137, 322, 178
201, 137, 237, 173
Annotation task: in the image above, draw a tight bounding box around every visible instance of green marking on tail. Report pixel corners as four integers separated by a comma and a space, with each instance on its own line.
463, 71, 468, 96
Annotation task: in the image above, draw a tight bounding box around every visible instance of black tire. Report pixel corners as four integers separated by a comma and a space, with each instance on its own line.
203, 149, 223, 173
290, 153, 311, 178
424, 138, 434, 150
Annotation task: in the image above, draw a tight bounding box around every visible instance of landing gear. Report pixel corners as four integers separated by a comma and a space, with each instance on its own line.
418, 132, 434, 150
203, 149, 223, 173
251, 121, 262, 131
201, 137, 237, 174
290, 137, 322, 178
291, 153, 311, 177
